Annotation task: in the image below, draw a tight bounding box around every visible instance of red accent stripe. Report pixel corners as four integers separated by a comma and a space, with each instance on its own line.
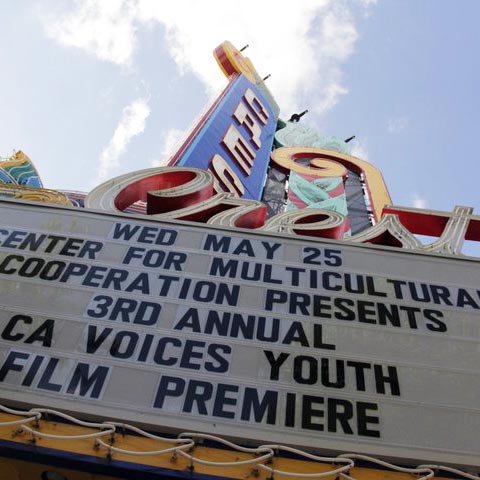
287, 189, 307, 209
214, 46, 237, 77
327, 183, 345, 198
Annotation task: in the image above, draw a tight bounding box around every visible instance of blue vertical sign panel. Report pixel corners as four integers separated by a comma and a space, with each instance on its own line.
173, 74, 278, 200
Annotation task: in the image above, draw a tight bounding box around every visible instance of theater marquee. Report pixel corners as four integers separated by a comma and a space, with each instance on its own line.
0, 199, 479, 467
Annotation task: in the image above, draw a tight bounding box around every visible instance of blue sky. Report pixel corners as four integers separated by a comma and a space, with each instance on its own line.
1, 0, 479, 224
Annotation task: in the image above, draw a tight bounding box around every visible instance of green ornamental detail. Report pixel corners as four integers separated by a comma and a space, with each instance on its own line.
275, 120, 352, 238
275, 120, 352, 154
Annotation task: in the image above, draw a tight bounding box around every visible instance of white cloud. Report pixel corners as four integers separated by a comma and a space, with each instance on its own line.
43, 0, 138, 66
387, 116, 408, 133
150, 128, 187, 167
96, 98, 150, 182
412, 193, 427, 209
350, 137, 369, 161
136, 0, 359, 115
42, 0, 371, 117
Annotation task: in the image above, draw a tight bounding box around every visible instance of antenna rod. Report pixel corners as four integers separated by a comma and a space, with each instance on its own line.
289, 110, 309, 122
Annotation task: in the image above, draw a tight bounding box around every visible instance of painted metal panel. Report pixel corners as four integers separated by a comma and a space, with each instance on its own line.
173, 75, 277, 200
0, 199, 479, 467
